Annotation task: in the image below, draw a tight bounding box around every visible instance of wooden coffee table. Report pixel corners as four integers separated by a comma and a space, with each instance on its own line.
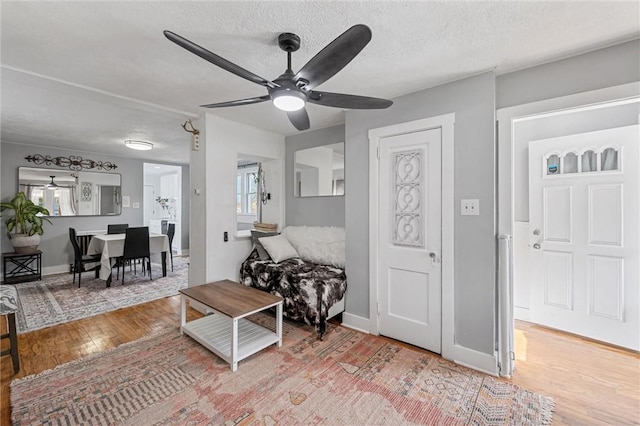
179, 280, 283, 371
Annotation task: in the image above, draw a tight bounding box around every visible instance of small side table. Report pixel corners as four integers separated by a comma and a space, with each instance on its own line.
2, 251, 42, 284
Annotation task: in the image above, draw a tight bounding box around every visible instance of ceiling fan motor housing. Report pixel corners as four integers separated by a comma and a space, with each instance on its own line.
278, 33, 301, 52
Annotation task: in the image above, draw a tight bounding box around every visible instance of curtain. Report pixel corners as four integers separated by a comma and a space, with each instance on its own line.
581, 151, 597, 172
601, 148, 618, 171
58, 188, 75, 216
70, 186, 78, 215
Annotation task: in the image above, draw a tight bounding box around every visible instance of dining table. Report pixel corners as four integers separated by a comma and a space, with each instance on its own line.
86, 233, 170, 286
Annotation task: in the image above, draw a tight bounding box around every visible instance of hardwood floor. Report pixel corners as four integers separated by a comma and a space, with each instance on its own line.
1, 297, 638, 425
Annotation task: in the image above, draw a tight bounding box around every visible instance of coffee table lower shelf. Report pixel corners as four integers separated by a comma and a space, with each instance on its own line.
182, 314, 280, 370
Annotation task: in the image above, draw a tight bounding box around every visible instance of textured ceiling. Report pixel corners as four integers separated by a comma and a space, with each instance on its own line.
1, 1, 639, 164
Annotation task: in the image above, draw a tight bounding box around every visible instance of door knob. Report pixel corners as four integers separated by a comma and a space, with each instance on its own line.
533, 228, 541, 236
429, 252, 440, 263
533, 243, 541, 250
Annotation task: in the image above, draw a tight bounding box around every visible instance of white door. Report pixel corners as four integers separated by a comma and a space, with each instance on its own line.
528, 125, 639, 350
143, 185, 155, 226
378, 128, 442, 353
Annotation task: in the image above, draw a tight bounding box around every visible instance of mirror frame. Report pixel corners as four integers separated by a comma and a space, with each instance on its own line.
18, 166, 122, 217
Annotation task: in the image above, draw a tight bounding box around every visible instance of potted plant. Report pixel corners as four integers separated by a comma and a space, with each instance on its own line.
1, 191, 52, 254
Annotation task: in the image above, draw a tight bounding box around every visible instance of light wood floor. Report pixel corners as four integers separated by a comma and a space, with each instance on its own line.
1, 296, 639, 425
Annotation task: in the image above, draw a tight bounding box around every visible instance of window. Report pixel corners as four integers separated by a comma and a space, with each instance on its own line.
563, 152, 578, 173
545, 147, 621, 176
546, 154, 560, 175
236, 166, 258, 214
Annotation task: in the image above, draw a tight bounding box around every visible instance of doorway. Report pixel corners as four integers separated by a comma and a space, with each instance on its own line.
497, 87, 640, 374
143, 163, 183, 255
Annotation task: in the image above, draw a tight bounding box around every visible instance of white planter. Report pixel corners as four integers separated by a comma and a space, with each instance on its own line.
10, 234, 41, 254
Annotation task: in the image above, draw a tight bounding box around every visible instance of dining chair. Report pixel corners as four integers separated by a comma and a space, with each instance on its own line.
119, 227, 152, 284
166, 223, 175, 272
69, 227, 102, 288
107, 224, 129, 234
108, 224, 129, 275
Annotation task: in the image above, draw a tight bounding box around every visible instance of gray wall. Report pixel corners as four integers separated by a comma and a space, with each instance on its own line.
1, 142, 190, 270
346, 72, 497, 355
497, 39, 640, 109
1, 142, 144, 268
285, 124, 345, 227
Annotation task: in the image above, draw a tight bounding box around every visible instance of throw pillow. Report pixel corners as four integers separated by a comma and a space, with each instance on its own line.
251, 230, 278, 261
259, 235, 299, 263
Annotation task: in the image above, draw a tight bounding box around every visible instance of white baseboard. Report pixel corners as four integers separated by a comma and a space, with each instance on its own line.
341, 312, 370, 334
515, 306, 530, 321
43, 264, 72, 277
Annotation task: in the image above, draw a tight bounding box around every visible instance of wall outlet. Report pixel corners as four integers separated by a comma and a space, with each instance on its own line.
132, 202, 140, 209
461, 199, 479, 216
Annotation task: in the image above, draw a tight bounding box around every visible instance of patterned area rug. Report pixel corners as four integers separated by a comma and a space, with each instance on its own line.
13, 257, 188, 333
11, 316, 553, 425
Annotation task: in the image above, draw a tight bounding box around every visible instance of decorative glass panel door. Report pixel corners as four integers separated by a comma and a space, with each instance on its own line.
378, 128, 442, 353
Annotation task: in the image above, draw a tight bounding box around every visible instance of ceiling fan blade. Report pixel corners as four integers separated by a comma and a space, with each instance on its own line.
287, 108, 310, 131
308, 91, 393, 109
164, 31, 276, 88
200, 95, 271, 108
295, 24, 372, 91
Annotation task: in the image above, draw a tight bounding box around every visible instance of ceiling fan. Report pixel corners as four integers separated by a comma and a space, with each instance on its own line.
164, 24, 393, 131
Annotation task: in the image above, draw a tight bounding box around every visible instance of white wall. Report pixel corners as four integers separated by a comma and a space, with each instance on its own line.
202, 114, 285, 283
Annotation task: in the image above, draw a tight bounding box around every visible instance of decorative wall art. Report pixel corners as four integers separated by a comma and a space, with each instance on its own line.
25, 154, 118, 171
81, 182, 93, 202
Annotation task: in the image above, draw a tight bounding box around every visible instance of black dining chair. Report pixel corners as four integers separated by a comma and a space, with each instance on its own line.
107, 224, 129, 234
108, 224, 129, 275
69, 228, 102, 288
166, 223, 175, 272
118, 227, 152, 284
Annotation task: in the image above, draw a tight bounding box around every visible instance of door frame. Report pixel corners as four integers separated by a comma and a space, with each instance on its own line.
496, 82, 640, 376
369, 113, 455, 357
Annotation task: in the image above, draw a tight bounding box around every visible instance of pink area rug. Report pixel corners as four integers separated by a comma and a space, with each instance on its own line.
11, 316, 553, 425
13, 257, 188, 333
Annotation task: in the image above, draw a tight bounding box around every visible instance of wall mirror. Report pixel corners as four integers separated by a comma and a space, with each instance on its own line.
18, 167, 122, 216
294, 142, 344, 197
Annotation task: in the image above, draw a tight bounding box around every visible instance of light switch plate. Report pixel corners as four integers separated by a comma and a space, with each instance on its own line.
461, 199, 479, 215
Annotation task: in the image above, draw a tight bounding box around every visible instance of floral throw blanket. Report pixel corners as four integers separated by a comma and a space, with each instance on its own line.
240, 250, 347, 336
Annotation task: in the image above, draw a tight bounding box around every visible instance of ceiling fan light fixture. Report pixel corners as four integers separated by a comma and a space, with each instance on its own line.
45, 176, 58, 189
124, 140, 153, 151
272, 90, 306, 112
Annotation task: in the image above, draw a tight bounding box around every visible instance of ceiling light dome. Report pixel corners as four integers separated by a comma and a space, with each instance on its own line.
124, 140, 153, 151
272, 89, 306, 112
